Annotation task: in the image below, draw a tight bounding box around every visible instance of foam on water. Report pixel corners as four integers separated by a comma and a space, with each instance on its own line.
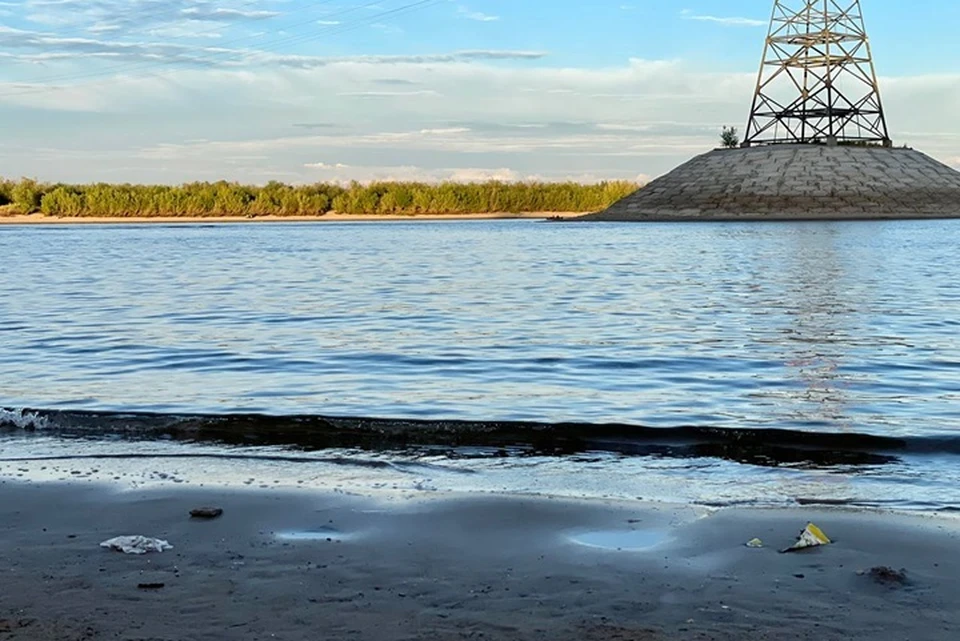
2, 435, 960, 513
0, 408, 49, 430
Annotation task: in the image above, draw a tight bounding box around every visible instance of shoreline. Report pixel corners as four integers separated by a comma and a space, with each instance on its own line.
6, 211, 960, 225
1, 480, 959, 640
0, 211, 582, 225
577, 211, 960, 222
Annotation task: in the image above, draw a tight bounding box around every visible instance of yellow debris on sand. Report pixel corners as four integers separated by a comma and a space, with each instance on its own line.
781, 523, 831, 553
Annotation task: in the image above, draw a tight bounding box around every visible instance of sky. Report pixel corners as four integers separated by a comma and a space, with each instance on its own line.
1, 0, 959, 185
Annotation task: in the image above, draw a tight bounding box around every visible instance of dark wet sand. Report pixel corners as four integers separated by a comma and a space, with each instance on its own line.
1, 482, 958, 640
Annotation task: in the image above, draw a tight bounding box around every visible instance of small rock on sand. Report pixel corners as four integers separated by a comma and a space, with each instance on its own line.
189, 507, 223, 519
861, 566, 909, 586
0, 619, 30, 633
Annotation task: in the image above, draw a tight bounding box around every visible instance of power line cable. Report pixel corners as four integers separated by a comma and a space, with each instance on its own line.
206, 0, 445, 65
268, 0, 445, 43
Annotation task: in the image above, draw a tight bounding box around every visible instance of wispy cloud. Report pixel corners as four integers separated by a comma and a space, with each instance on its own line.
680, 10, 766, 27
23, 0, 284, 34
335, 90, 440, 98
0, 24, 546, 69
458, 5, 499, 22
180, 7, 280, 21
304, 161, 351, 169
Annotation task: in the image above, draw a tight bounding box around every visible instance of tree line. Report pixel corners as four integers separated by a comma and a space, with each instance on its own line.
0, 178, 639, 217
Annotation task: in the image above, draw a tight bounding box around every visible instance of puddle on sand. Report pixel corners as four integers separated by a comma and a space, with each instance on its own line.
568, 528, 671, 552
275, 526, 357, 543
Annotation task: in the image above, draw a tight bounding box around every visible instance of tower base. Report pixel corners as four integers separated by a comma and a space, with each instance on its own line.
580, 145, 960, 221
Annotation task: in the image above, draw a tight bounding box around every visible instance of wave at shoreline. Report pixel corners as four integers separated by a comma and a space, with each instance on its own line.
5, 406, 960, 469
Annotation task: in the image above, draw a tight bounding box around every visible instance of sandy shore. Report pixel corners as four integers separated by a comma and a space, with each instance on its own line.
0, 212, 581, 225
1, 482, 958, 640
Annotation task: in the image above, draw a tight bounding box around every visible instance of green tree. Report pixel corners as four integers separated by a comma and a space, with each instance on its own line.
720, 126, 740, 149
40, 186, 84, 216
11, 178, 44, 214
0, 179, 14, 206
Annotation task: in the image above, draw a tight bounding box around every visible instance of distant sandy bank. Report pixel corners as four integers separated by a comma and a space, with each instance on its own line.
0, 212, 582, 225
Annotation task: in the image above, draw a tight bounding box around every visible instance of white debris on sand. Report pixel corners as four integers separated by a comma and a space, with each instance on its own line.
100, 535, 173, 555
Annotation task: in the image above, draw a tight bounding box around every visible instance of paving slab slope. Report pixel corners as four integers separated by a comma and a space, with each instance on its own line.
581, 144, 960, 221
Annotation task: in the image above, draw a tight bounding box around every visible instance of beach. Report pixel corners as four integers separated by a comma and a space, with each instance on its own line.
1, 481, 958, 641
4, 1, 959, 639
4, 216, 960, 640
0, 212, 580, 225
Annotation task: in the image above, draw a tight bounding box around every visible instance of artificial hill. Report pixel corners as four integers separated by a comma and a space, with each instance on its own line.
579, 145, 960, 222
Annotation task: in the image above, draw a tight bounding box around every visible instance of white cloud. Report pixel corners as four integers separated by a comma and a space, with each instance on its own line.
180, 7, 279, 21
304, 162, 351, 170
298, 162, 635, 186
336, 90, 441, 98
419, 127, 471, 135
0, 31, 958, 186
457, 5, 499, 22
0, 26, 548, 69
304, 163, 520, 184
680, 10, 766, 27
22, 0, 284, 35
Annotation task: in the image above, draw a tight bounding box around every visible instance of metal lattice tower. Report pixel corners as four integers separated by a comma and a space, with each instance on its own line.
744, 0, 891, 147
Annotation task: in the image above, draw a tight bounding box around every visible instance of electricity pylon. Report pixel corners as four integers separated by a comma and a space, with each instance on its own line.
743, 0, 891, 147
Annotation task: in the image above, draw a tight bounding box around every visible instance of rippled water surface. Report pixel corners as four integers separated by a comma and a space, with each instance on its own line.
2, 219, 959, 509
3, 219, 959, 433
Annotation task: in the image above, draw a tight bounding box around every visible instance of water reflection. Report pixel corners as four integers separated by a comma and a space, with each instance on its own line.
776, 224, 857, 430
761, 224, 863, 500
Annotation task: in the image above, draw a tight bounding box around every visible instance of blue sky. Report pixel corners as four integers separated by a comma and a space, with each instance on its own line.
1, 0, 959, 184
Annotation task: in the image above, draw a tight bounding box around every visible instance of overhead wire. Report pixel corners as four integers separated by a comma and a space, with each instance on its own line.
275, 0, 446, 42
199, 0, 446, 64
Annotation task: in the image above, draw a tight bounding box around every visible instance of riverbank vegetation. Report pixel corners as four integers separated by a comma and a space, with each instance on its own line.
0, 178, 638, 217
